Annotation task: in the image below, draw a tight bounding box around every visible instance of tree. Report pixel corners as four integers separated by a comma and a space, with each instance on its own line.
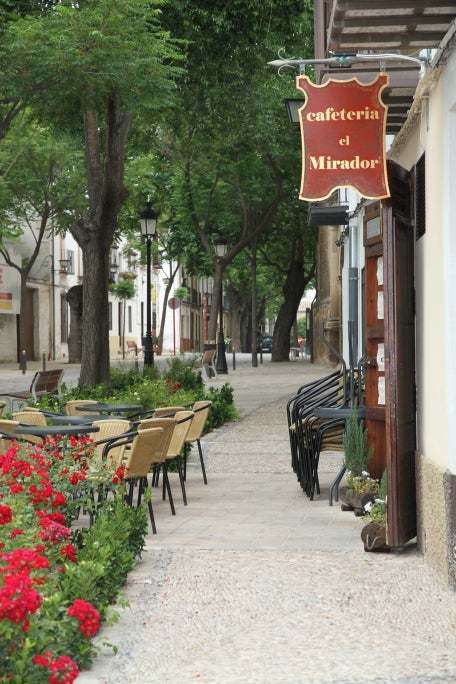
0, 121, 79, 356
5, 0, 182, 385
156, 0, 314, 342
110, 277, 135, 360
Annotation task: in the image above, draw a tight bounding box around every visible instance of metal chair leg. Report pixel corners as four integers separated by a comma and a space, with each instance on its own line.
183, 451, 187, 481
137, 477, 144, 507
197, 439, 208, 485
164, 464, 176, 515
143, 478, 157, 534
329, 465, 346, 506
162, 463, 167, 500
177, 461, 188, 505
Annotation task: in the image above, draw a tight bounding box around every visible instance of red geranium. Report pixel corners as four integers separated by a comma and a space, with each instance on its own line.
52, 492, 66, 508
0, 504, 12, 525
33, 652, 79, 684
67, 598, 101, 637
60, 544, 77, 563
112, 465, 126, 484
0, 571, 42, 627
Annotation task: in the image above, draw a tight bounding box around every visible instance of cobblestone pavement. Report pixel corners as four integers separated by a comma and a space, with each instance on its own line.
77, 358, 456, 684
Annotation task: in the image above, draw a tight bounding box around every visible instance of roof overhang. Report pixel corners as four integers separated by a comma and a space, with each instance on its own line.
327, 1, 456, 52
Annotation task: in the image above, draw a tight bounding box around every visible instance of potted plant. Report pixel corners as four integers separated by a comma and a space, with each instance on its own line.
340, 410, 379, 515
361, 471, 389, 551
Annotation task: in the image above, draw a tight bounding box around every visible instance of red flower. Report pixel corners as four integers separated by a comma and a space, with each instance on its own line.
52, 492, 66, 508
33, 651, 52, 667
49, 655, 79, 684
9, 483, 24, 494
112, 465, 126, 484
33, 652, 79, 684
36, 511, 66, 526
69, 470, 86, 486
0, 504, 12, 525
1, 548, 50, 573
60, 544, 77, 563
67, 598, 101, 637
38, 519, 71, 543
0, 571, 42, 626
10, 528, 24, 539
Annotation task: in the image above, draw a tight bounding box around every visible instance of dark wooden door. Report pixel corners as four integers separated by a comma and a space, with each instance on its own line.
364, 201, 386, 479
383, 163, 416, 547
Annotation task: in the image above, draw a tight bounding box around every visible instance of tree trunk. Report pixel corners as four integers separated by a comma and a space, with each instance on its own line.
272, 239, 306, 362
122, 299, 126, 359
208, 258, 224, 343
240, 305, 251, 353
79, 236, 111, 386
158, 264, 177, 354
19, 271, 28, 358
66, 285, 83, 363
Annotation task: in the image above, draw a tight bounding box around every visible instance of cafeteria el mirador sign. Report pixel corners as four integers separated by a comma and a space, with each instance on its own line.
268, 54, 427, 202
296, 73, 390, 201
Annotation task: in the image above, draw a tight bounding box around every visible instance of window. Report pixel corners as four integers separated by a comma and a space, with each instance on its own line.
60, 294, 68, 343
128, 305, 132, 333
415, 153, 426, 240
108, 302, 112, 331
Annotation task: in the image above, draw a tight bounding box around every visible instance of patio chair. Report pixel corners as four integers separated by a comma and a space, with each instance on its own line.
137, 417, 177, 515
105, 427, 165, 534
11, 411, 48, 445
184, 400, 212, 484
0, 419, 37, 449
65, 399, 99, 416
91, 419, 131, 467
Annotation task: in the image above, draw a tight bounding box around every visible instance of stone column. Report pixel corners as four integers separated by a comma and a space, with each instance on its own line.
312, 225, 341, 365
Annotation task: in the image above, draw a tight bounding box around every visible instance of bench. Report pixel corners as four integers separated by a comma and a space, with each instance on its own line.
126, 340, 142, 357
0, 369, 64, 411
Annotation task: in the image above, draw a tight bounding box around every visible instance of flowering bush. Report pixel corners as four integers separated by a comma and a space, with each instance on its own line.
0, 437, 147, 682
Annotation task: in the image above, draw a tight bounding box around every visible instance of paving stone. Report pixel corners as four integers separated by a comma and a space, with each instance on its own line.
78, 358, 456, 684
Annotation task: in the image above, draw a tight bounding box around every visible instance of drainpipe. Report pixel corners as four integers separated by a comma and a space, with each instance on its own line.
348, 222, 358, 370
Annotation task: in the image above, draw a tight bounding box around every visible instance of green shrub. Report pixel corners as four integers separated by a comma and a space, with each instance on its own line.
164, 356, 203, 391
343, 409, 372, 476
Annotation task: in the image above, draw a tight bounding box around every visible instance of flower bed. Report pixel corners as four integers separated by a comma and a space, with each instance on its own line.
36, 360, 238, 431
0, 436, 147, 683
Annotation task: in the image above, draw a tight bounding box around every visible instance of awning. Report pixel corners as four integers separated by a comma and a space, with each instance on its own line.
327, 1, 456, 52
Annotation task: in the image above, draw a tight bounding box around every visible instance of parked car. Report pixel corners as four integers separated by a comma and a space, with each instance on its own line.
257, 335, 273, 353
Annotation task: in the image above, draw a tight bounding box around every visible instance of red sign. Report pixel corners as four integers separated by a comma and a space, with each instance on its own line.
168, 297, 180, 310
296, 74, 390, 202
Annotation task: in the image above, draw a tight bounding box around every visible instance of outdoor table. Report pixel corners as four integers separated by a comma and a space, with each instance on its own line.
311, 405, 366, 506
74, 403, 142, 416
14, 424, 100, 438
47, 414, 115, 425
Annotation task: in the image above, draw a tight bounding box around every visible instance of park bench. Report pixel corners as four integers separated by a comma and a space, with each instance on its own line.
0, 368, 64, 411
126, 340, 142, 357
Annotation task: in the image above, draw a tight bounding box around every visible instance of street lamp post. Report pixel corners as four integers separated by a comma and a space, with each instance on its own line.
214, 237, 228, 374
140, 201, 158, 369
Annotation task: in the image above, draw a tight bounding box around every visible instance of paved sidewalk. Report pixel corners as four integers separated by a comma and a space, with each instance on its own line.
79, 359, 456, 684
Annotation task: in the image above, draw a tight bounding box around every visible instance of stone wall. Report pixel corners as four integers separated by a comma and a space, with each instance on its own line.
416, 452, 456, 587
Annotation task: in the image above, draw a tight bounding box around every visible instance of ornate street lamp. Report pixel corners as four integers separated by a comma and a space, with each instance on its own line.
139, 201, 158, 368
214, 237, 228, 374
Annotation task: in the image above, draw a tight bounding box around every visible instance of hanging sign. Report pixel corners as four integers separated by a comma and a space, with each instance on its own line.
296, 74, 390, 201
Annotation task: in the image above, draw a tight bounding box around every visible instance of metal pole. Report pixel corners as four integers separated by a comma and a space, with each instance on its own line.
215, 273, 228, 374
251, 239, 258, 368
173, 306, 176, 356
232, 350, 236, 370
144, 237, 154, 368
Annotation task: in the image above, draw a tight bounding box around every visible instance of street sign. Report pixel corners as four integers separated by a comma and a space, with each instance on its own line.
296, 74, 390, 202
168, 297, 180, 310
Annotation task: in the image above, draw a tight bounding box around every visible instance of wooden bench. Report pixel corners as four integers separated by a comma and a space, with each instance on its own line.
0, 369, 64, 410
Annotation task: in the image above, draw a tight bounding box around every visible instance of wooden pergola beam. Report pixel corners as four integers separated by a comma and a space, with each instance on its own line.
337, 15, 455, 28
337, 0, 456, 10
333, 32, 445, 45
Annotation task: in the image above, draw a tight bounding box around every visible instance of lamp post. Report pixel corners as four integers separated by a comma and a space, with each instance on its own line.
214, 237, 228, 374
140, 201, 158, 369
